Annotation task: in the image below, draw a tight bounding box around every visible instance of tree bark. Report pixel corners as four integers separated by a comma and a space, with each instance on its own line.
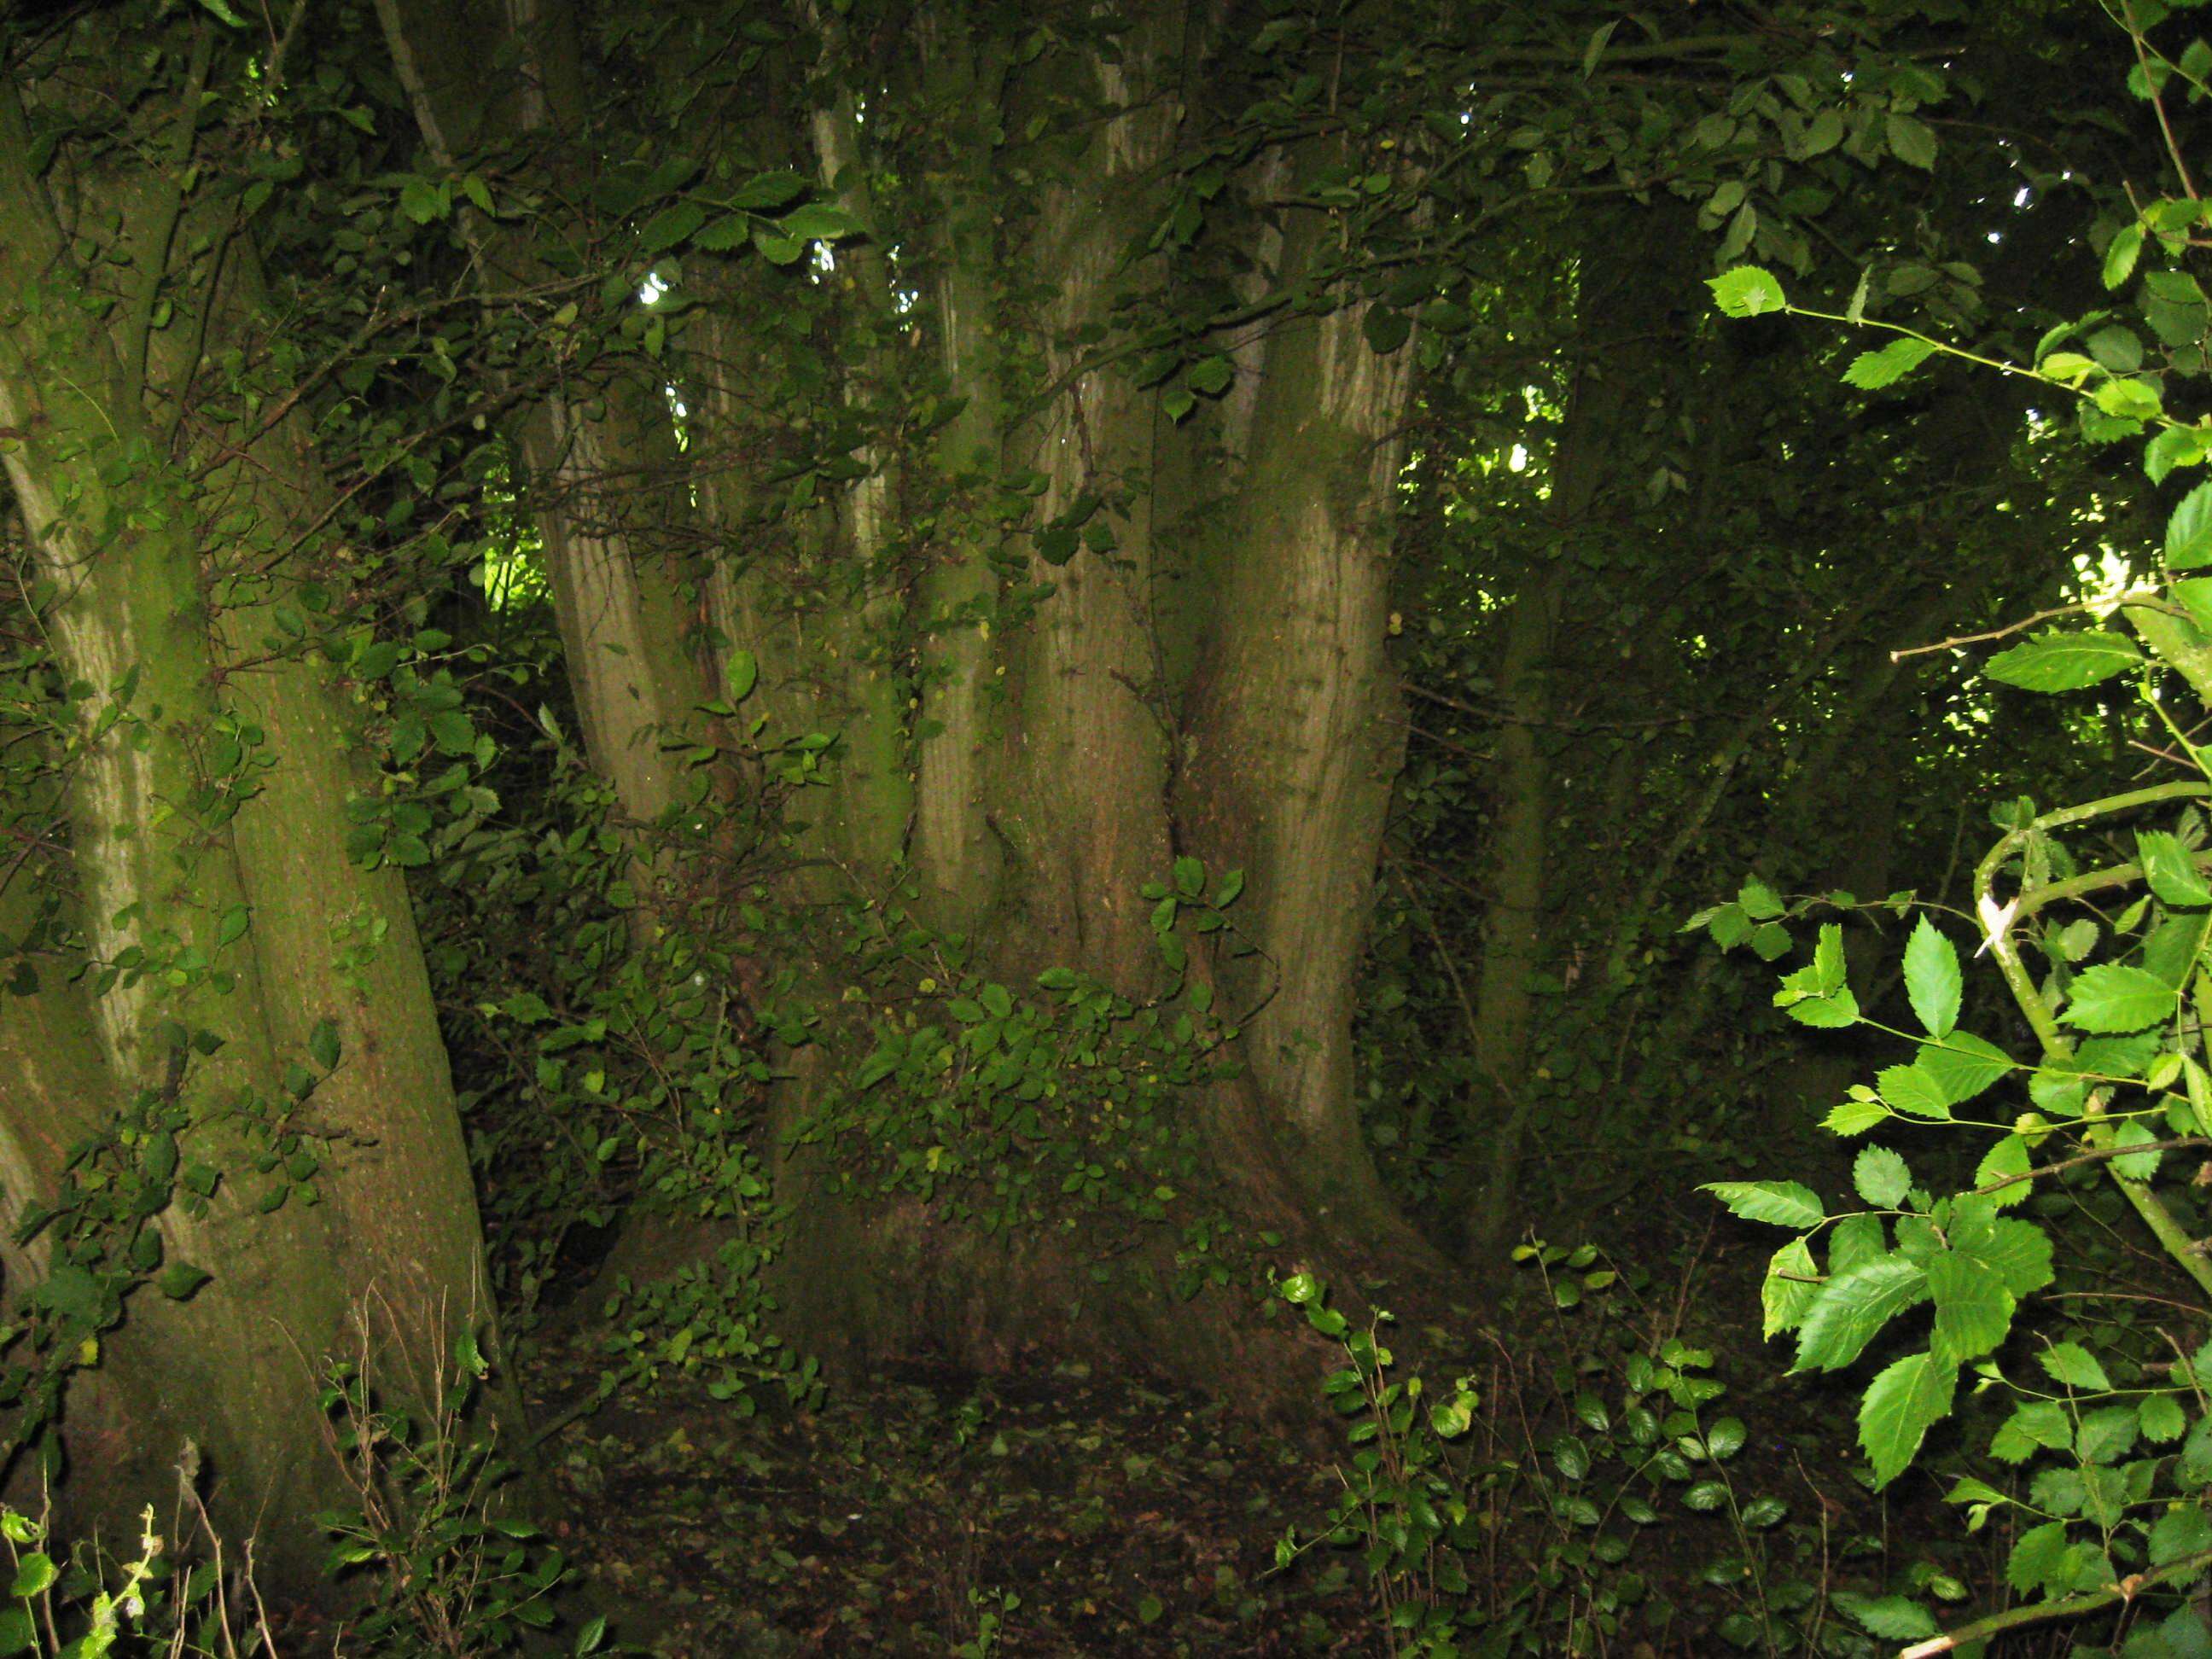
0, 35, 498, 1587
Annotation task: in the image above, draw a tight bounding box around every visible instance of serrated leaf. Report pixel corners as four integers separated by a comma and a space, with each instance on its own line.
2140, 829, 2212, 906
1842, 335, 1938, 391
1833, 1589, 1938, 1640
1903, 917, 1961, 1036
1795, 1256, 1929, 1373
1824, 1095, 1889, 1136
1860, 1351, 1956, 1488
2170, 480, 2212, 569
1919, 1032, 2012, 1106
1984, 631, 2143, 691
1829, 1212, 1887, 1276
1853, 1146, 1912, 1208
1877, 1062, 1953, 1120
1972, 1135, 2033, 1211
1763, 1237, 1819, 1339
1926, 1249, 2015, 1363
2006, 1519, 2070, 1593
2061, 963, 2179, 1032
2104, 223, 2145, 290
2040, 1342, 2111, 1391
1703, 1180, 1825, 1229
1885, 112, 1937, 169
1708, 266, 1787, 317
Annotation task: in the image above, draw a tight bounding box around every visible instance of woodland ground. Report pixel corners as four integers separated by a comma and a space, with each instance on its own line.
437, 1214, 1989, 1658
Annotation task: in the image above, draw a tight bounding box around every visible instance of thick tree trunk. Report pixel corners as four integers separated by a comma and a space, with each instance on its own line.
380, 0, 1447, 1406
0, 47, 498, 1586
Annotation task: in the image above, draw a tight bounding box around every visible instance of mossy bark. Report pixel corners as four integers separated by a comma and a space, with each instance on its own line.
0, 44, 499, 1589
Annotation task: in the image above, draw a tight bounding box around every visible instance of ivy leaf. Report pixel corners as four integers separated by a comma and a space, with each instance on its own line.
2061, 963, 2179, 1033
2139, 829, 2212, 907
1708, 266, 1786, 317
1983, 632, 2142, 691
1702, 1180, 1825, 1229
1902, 917, 1961, 1036
1795, 1256, 1929, 1373
1852, 1146, 1912, 1208
1842, 336, 1937, 391
1860, 1351, 1956, 1488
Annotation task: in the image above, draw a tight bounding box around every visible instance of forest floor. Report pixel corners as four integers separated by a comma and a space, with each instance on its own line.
526, 1336, 1371, 1656
510, 1225, 1971, 1657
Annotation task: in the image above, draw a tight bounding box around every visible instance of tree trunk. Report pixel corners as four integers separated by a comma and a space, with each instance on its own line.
0, 37, 498, 1587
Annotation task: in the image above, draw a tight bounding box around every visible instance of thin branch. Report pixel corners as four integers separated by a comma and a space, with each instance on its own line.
1890, 601, 2112, 661
1976, 1137, 2212, 1196
1902, 1547, 2212, 1656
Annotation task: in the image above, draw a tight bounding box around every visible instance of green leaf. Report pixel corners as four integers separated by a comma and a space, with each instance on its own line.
1361, 306, 1411, 355
2040, 1342, 2112, 1392
638, 201, 707, 256
2140, 1392, 2189, 1442
2151, 1504, 2212, 1566
2061, 963, 2179, 1032
308, 1017, 341, 1071
1971, 1135, 2033, 1210
216, 903, 251, 947
1983, 631, 2143, 691
1877, 1062, 1953, 1121
2140, 829, 2212, 907
2169, 480, 2212, 570
1795, 1256, 1929, 1373
1829, 1212, 1887, 1276
1859, 1351, 1956, 1488
157, 1261, 212, 1301
1853, 1146, 1911, 1208
1842, 336, 1937, 391
6, 1555, 54, 1601
1708, 266, 1786, 317
1833, 1590, 1938, 1640
1824, 1094, 1889, 1136
1902, 917, 1961, 1036
2006, 1520, 2071, 1593
2112, 1118, 2164, 1180
1702, 1180, 1825, 1229
727, 649, 759, 701
1884, 112, 1937, 169
1926, 1249, 2015, 1363
2104, 222, 2145, 290
1919, 1033, 2012, 1106
1762, 1237, 1819, 1339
